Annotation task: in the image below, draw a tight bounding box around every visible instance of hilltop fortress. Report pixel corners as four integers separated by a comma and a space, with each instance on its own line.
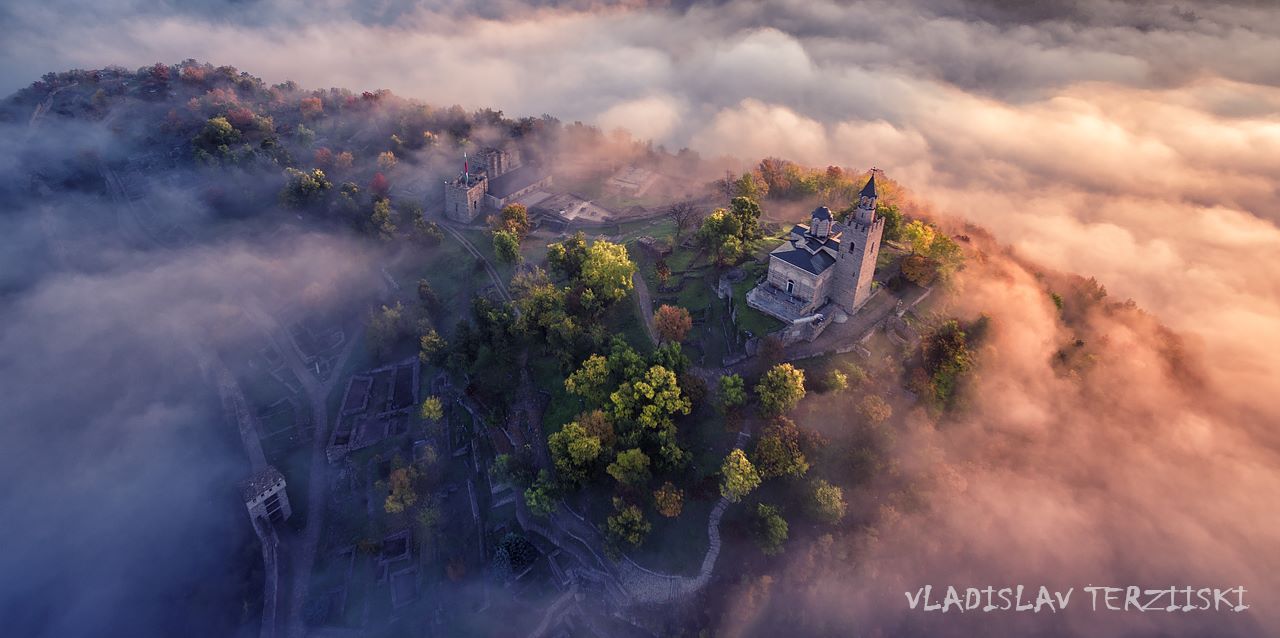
443, 145, 552, 223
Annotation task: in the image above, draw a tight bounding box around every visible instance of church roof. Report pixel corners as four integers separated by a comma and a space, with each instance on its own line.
489, 164, 548, 199
802, 235, 839, 252
860, 174, 878, 198
772, 246, 836, 276
790, 224, 843, 248
811, 206, 832, 221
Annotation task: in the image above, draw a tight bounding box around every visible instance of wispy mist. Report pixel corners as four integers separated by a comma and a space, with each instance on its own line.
2, 1, 1277, 636
0, 103, 381, 635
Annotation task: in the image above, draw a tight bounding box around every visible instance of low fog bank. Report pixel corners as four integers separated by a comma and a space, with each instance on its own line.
0, 231, 380, 637
723, 230, 1280, 636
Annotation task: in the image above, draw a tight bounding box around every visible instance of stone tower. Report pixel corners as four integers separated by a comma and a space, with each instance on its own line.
241, 465, 291, 525
834, 174, 885, 313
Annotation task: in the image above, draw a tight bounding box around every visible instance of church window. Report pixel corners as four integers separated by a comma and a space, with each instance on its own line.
786, 279, 795, 294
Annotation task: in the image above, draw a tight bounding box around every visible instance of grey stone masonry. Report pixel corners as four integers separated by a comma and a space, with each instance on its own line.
832, 183, 884, 313
242, 465, 291, 524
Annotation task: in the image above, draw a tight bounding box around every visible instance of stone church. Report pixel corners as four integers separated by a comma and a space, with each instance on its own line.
747, 175, 885, 325
443, 145, 552, 223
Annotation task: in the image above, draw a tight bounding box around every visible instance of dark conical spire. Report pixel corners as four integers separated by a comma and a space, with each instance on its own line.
860, 173, 878, 198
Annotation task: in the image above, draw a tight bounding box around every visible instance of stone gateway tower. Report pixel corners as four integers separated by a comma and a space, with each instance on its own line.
833, 174, 885, 313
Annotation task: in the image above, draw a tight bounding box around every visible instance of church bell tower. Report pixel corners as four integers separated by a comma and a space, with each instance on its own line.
834, 173, 885, 313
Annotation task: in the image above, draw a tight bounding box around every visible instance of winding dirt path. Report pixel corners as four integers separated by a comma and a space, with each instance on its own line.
614, 424, 753, 605
440, 222, 511, 304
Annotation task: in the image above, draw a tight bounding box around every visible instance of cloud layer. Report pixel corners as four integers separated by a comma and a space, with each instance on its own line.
3, 0, 1278, 635
3, 3, 1276, 407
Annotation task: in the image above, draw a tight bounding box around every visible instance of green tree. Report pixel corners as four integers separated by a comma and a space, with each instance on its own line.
752, 503, 789, 555
752, 417, 809, 480
419, 396, 443, 422
512, 268, 579, 360
653, 482, 684, 518
606, 336, 646, 381
493, 229, 521, 264
653, 423, 691, 471
565, 354, 610, 406
926, 232, 964, 281
719, 449, 761, 503
333, 181, 360, 219
844, 363, 869, 386
607, 448, 652, 487
902, 220, 936, 255
651, 342, 690, 375
370, 198, 397, 240
368, 302, 407, 356
498, 533, 537, 571
417, 279, 439, 309
419, 329, 445, 364
697, 209, 745, 265
294, 123, 315, 147
719, 374, 747, 408
413, 217, 444, 244
609, 365, 691, 431
279, 167, 332, 209
755, 363, 806, 415
524, 470, 557, 517
547, 231, 589, 280
548, 422, 602, 486
727, 196, 764, 242
824, 368, 848, 393
194, 116, 239, 150
808, 479, 847, 524
877, 202, 904, 242
580, 240, 636, 303
920, 320, 972, 409
697, 196, 763, 265
491, 454, 514, 482
732, 172, 769, 201
606, 500, 651, 548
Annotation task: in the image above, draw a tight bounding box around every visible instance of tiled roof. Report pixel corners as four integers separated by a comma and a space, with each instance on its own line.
772, 247, 836, 275
489, 164, 548, 199
803, 235, 840, 251
811, 206, 832, 221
